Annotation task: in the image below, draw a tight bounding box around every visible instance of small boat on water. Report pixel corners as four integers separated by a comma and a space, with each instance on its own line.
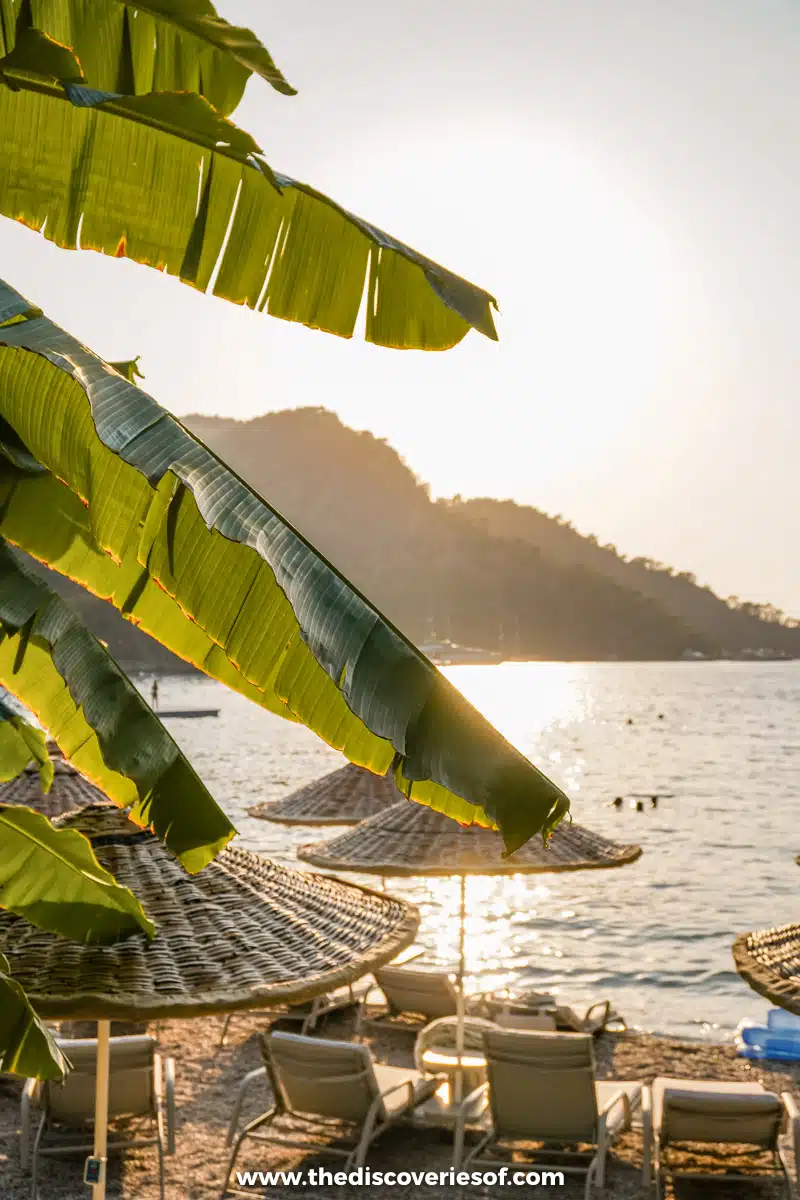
419, 639, 504, 666
156, 708, 219, 720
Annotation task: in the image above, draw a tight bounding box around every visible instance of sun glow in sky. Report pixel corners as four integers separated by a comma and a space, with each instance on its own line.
322, 121, 691, 496
2, 0, 799, 612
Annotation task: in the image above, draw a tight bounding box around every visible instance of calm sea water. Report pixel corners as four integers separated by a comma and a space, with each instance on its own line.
143, 662, 800, 1041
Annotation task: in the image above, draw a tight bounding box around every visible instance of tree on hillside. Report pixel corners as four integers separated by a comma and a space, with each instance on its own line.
0, 2, 569, 1076
455, 497, 800, 653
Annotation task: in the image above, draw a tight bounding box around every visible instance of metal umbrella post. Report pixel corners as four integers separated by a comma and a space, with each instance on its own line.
89, 1020, 111, 1199
454, 874, 467, 1106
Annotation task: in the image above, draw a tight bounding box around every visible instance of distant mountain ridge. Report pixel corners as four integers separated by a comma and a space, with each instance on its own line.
452, 497, 800, 657
182, 408, 797, 661
29, 406, 798, 668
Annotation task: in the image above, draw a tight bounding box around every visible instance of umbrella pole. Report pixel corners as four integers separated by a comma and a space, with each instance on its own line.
91, 1019, 111, 1200
454, 874, 466, 1106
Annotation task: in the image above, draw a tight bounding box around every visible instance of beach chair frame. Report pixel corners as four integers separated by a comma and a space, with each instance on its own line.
645, 1081, 799, 1199
355, 966, 463, 1037
19, 1035, 175, 1200
220, 1031, 444, 1198
454, 1028, 641, 1200
217, 978, 373, 1048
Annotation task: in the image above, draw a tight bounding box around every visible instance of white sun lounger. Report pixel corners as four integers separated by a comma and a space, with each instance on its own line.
455, 1028, 642, 1199
220, 1031, 444, 1197
20, 1035, 175, 1200
644, 1076, 799, 1198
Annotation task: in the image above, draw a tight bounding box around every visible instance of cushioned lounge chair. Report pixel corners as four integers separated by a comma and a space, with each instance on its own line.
20, 1034, 175, 1200
218, 947, 425, 1047
554, 1000, 625, 1035
221, 1031, 445, 1197
482, 989, 624, 1034
356, 967, 465, 1036
493, 1011, 558, 1031
217, 978, 373, 1047
455, 1028, 642, 1199
644, 1076, 799, 1198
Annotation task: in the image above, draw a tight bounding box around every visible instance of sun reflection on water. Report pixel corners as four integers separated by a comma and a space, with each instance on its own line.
441, 662, 589, 793
443, 661, 586, 733
418, 873, 555, 993
161, 661, 800, 1037
402, 666, 594, 996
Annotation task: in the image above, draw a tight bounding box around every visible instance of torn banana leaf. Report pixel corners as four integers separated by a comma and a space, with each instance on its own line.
109, 358, 143, 383
0, 804, 154, 941
0, 42, 497, 350
0, 0, 294, 113
0, 282, 568, 852
0, 696, 53, 791
0, 953, 66, 1080
0, 541, 234, 871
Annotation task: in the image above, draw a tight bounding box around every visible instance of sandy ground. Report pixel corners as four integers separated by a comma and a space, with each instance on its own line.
1, 1009, 798, 1199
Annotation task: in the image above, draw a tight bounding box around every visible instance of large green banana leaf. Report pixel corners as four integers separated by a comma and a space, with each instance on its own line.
0, 952, 66, 1079
0, 36, 497, 350
0, 540, 235, 871
0, 281, 569, 853
0, 803, 154, 941
0, 0, 294, 113
0, 696, 53, 790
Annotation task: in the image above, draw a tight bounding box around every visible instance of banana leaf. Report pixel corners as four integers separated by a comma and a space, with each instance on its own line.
0, 540, 235, 871
0, 803, 154, 941
0, 281, 569, 852
0, 696, 53, 791
0, 953, 66, 1079
0, 36, 497, 350
0, 0, 294, 114
109, 358, 143, 383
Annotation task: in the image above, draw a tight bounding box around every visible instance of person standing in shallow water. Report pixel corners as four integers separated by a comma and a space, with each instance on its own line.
151, 678, 159, 711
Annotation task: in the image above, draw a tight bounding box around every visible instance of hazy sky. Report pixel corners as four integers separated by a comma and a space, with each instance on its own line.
2, 1, 799, 612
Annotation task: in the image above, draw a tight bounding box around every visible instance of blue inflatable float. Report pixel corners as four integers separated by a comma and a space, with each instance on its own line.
736, 1009, 800, 1061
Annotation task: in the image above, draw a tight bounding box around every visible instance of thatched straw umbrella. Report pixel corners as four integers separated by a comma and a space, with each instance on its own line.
733, 923, 800, 1017
248, 762, 401, 826
299, 801, 642, 877
0, 749, 106, 819
0, 804, 419, 1199
298, 801, 641, 1097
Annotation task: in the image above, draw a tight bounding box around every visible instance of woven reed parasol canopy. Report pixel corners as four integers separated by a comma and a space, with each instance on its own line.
733, 923, 800, 1016
297, 800, 642, 876
0, 748, 106, 820
0, 804, 419, 1022
248, 762, 402, 826
298, 800, 640, 1105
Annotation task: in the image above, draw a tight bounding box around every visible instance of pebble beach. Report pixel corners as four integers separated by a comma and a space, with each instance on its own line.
2, 1008, 797, 1198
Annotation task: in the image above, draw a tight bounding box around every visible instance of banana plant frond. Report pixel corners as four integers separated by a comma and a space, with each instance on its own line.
0, 697, 53, 791
0, 282, 567, 853
0, 804, 155, 941
0, 34, 265, 158
0, 953, 67, 1080
0, 539, 235, 871
0, 61, 497, 350
0, 0, 294, 113
109, 358, 143, 383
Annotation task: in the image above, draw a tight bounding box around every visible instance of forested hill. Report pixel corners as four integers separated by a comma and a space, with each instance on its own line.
31, 406, 797, 669
178, 407, 796, 661
453, 498, 800, 657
